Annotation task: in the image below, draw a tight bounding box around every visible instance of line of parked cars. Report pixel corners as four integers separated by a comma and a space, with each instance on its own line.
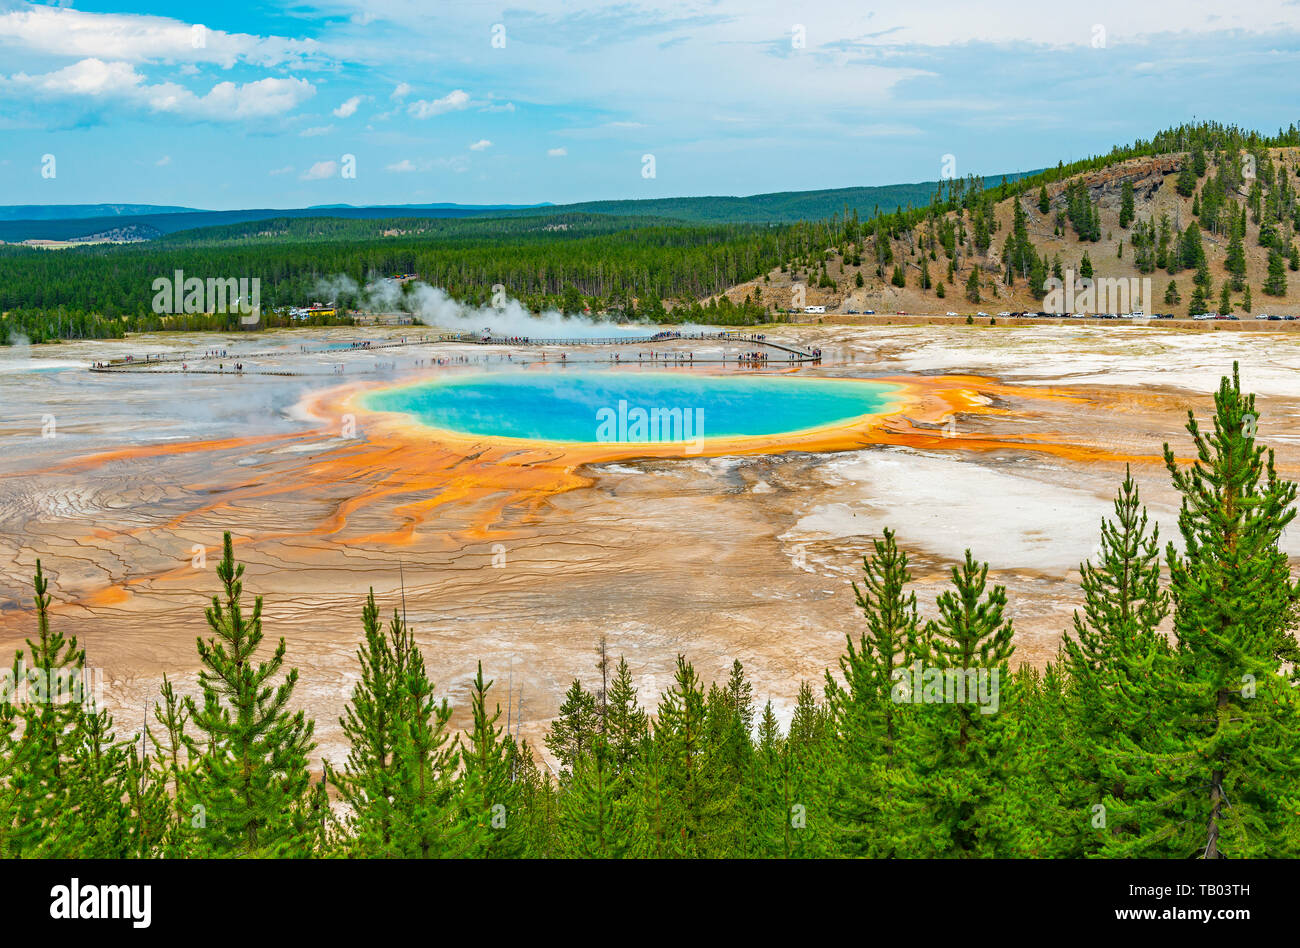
836, 309, 1297, 321
991, 311, 1298, 321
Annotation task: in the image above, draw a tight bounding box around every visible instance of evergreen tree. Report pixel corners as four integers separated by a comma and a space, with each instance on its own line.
332, 590, 459, 857
826, 529, 923, 856
889, 551, 1022, 856
605, 657, 649, 771
1062, 469, 1172, 855
186, 533, 317, 856
1119, 180, 1135, 228
1225, 229, 1246, 289
545, 678, 600, 774
149, 675, 197, 854
1263, 248, 1288, 296
456, 663, 528, 857
556, 739, 634, 857
1115, 366, 1300, 857
8, 561, 88, 856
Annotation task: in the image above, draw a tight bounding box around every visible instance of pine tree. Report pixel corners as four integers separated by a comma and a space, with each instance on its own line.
626, 734, 687, 858
556, 739, 634, 857
149, 674, 196, 853
605, 657, 649, 771
56, 697, 133, 857
0, 653, 22, 857
884, 551, 1022, 856
1119, 180, 1135, 228
455, 662, 527, 857
1225, 229, 1246, 289
1114, 366, 1300, 857
1062, 469, 1172, 855
826, 528, 923, 855
1263, 248, 1288, 296
8, 561, 87, 855
654, 655, 710, 854
186, 533, 317, 856
545, 678, 600, 774
332, 590, 459, 856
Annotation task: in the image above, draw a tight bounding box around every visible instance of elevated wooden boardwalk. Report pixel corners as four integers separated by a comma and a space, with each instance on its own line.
88, 329, 819, 375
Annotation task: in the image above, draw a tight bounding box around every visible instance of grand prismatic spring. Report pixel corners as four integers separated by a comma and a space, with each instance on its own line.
360, 372, 905, 444
2, 323, 1299, 769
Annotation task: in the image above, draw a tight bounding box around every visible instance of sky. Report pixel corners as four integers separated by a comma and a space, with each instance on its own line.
2, 0, 1300, 209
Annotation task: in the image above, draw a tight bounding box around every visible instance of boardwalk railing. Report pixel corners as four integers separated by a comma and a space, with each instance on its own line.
91, 329, 819, 373
445, 331, 819, 361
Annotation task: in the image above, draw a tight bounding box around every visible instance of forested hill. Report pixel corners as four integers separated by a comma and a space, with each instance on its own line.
486, 172, 1044, 224
0, 203, 553, 243
7, 120, 1300, 344
0, 172, 1039, 243
0, 204, 199, 221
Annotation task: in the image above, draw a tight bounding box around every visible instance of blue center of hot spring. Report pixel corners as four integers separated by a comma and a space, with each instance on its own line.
361, 371, 902, 443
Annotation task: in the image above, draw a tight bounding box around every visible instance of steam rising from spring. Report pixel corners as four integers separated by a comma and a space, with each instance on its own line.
315, 275, 645, 339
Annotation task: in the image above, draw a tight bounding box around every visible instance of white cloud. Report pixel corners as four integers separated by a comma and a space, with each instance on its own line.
407, 89, 470, 119
468, 139, 492, 151
333, 94, 363, 118
155, 154, 171, 166
0, 7, 322, 69
480, 101, 515, 113
269, 165, 294, 176
0, 58, 316, 121
382, 156, 468, 174
391, 81, 411, 100
547, 147, 567, 157
300, 160, 337, 180
300, 124, 334, 137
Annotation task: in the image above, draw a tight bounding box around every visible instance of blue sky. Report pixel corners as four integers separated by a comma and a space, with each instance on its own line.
2, 0, 1300, 209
